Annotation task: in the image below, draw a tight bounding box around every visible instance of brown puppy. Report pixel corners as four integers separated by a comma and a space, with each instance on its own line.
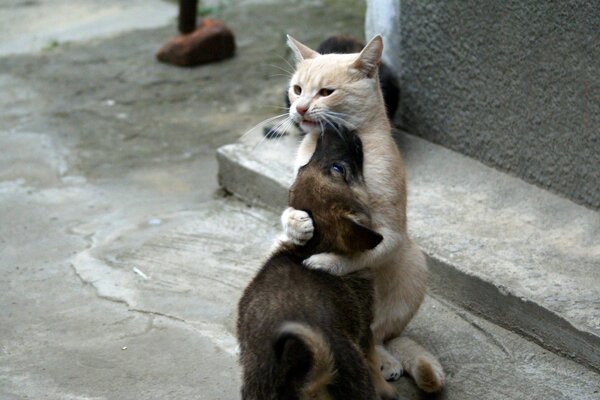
237, 124, 397, 400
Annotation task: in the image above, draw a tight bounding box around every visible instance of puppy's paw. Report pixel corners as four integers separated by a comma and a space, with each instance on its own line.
281, 207, 314, 245
303, 253, 345, 275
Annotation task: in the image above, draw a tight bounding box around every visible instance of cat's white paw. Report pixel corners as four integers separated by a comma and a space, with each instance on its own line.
281, 207, 314, 245
381, 359, 403, 382
302, 253, 345, 275
378, 346, 403, 382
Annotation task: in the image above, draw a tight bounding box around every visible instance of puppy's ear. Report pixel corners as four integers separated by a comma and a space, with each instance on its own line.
287, 35, 319, 63
342, 214, 383, 251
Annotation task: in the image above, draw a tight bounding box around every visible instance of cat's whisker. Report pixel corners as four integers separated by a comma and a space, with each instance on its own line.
319, 111, 356, 131
324, 110, 349, 117
252, 129, 272, 150
320, 110, 351, 121
318, 113, 345, 142
266, 105, 290, 111
274, 119, 294, 147
264, 63, 295, 77
254, 117, 292, 150
268, 74, 294, 79
240, 113, 289, 141
271, 123, 286, 146
313, 111, 346, 133
262, 120, 285, 142
314, 112, 355, 146
269, 117, 292, 138
327, 115, 352, 126
265, 63, 294, 74
322, 110, 351, 123
318, 120, 325, 137
278, 55, 297, 77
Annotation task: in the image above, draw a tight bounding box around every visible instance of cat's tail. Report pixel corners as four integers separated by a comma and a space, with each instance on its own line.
275, 322, 335, 391
386, 336, 445, 393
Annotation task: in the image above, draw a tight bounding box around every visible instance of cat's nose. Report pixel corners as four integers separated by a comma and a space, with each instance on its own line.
296, 105, 308, 116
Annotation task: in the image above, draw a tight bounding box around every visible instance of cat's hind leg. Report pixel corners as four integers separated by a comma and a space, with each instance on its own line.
386, 336, 445, 393
376, 345, 403, 382
367, 345, 399, 399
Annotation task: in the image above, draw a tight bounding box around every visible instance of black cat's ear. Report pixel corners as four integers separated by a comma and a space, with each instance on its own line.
287, 35, 319, 63
342, 214, 383, 251
274, 322, 334, 397
351, 35, 383, 78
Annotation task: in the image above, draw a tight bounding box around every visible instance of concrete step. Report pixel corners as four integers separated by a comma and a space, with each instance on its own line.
216, 129, 600, 372
71, 196, 600, 399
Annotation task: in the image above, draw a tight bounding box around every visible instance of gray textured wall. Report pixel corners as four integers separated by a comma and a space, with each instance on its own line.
367, 1, 599, 209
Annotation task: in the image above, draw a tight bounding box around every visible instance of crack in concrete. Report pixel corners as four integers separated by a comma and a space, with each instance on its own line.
433, 294, 513, 358
70, 256, 238, 355
118, 316, 155, 340
69, 251, 186, 324
68, 215, 241, 357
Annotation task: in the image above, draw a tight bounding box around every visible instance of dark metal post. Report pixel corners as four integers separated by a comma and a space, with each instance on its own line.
178, 0, 198, 34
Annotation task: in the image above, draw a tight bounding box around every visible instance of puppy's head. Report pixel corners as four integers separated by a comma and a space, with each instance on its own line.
289, 123, 382, 254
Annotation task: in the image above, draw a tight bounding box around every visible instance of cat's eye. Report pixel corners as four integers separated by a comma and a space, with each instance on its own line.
293, 85, 302, 95
319, 88, 335, 97
330, 163, 346, 176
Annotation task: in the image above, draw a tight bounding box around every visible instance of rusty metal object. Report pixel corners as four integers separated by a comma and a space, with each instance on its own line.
156, 18, 235, 67
157, 0, 236, 67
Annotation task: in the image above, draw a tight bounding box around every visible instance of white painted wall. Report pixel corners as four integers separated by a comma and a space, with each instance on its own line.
365, 0, 400, 73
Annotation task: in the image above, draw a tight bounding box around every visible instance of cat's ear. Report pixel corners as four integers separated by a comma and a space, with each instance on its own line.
342, 214, 383, 251
351, 35, 383, 78
287, 35, 319, 63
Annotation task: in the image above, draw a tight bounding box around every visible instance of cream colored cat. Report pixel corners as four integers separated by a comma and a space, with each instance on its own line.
279, 35, 445, 393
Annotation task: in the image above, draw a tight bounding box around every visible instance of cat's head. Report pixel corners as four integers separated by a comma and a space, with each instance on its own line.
289, 123, 382, 254
286, 35, 384, 133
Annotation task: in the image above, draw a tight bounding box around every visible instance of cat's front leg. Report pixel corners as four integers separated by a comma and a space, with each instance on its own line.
281, 207, 314, 245
303, 253, 358, 276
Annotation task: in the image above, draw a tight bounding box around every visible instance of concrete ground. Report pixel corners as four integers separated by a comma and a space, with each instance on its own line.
1, 1, 599, 399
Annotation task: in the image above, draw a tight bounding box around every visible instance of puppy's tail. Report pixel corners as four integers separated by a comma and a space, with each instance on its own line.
275, 322, 335, 392
387, 336, 445, 393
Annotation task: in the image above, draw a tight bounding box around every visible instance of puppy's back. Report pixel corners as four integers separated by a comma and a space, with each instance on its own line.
237, 252, 375, 400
